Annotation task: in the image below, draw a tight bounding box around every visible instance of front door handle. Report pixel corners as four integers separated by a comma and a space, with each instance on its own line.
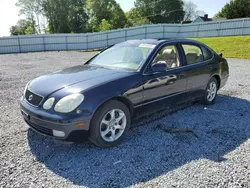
165, 75, 177, 85
179, 74, 185, 78
208, 65, 213, 70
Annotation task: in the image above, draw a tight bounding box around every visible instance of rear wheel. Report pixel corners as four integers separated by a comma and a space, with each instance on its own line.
201, 77, 218, 105
89, 100, 131, 147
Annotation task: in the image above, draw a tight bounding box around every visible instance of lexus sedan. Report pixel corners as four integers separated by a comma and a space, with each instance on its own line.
20, 39, 229, 147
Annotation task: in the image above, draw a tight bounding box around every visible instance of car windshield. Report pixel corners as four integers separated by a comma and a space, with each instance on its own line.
88, 42, 156, 70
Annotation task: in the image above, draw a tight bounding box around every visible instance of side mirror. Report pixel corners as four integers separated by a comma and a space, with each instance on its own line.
218, 52, 223, 58
151, 61, 167, 72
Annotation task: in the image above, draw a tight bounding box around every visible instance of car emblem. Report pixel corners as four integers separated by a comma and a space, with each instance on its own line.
28, 95, 33, 101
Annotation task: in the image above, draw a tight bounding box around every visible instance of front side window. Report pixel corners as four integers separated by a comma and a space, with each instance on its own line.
152, 45, 180, 69
182, 44, 204, 65
89, 42, 156, 70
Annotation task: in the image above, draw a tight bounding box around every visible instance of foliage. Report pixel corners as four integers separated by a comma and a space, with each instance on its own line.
87, 0, 128, 31
43, 0, 126, 33
10, 19, 36, 35
134, 0, 185, 24
13, 0, 210, 34
126, 8, 152, 27
68, 0, 89, 33
193, 36, 250, 59
99, 19, 113, 31
16, 0, 44, 33
216, 0, 250, 19
25, 25, 36, 34
43, 0, 71, 33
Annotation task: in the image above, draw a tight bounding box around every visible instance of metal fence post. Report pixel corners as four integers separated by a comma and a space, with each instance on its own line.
125, 29, 127, 41
65, 35, 68, 51
242, 19, 245, 35
42, 36, 45, 51
17, 36, 21, 53
107, 32, 109, 47
218, 21, 221, 37
86, 34, 88, 50
196, 24, 200, 38
178, 25, 181, 38
145, 26, 147, 39
163, 25, 166, 38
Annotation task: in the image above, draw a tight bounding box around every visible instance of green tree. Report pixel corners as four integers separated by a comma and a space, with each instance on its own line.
87, 0, 128, 31
16, 0, 44, 34
99, 19, 113, 31
10, 19, 36, 35
43, 0, 71, 33
134, 0, 185, 24
43, 0, 89, 33
68, 0, 89, 33
126, 8, 152, 26
25, 25, 36, 34
216, 0, 250, 19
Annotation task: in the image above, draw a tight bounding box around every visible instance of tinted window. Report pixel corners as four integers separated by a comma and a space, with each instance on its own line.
152, 45, 180, 69
202, 46, 213, 60
182, 44, 204, 65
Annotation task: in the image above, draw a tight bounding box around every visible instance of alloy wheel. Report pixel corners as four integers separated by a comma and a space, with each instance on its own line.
100, 109, 127, 142
207, 81, 217, 102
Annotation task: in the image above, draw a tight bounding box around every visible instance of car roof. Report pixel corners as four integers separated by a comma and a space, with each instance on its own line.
124, 38, 202, 45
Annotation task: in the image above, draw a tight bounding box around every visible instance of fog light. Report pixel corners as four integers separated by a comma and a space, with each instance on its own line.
52, 130, 65, 137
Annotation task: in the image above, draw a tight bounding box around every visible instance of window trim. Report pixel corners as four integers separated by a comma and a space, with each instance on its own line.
181, 43, 205, 65
143, 42, 183, 75
201, 46, 214, 61
180, 42, 215, 66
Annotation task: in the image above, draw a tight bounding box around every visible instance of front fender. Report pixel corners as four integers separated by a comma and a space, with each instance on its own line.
77, 74, 143, 117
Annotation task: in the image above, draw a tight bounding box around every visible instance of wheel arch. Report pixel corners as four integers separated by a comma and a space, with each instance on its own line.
90, 96, 135, 126
211, 74, 221, 89
113, 96, 134, 115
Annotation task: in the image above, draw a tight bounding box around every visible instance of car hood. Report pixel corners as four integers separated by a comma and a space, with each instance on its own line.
28, 65, 134, 97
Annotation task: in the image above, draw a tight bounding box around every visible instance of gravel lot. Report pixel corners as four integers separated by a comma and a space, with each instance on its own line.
0, 51, 250, 188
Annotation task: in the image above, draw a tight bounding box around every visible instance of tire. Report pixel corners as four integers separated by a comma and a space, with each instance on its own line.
201, 77, 219, 105
89, 100, 131, 148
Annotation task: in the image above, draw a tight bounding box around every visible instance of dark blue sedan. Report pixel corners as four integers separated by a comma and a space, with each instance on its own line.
20, 39, 229, 147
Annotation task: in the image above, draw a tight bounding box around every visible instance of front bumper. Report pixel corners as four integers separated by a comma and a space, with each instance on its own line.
20, 96, 92, 142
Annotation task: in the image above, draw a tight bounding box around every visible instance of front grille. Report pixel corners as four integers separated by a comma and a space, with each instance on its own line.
25, 119, 53, 136
25, 90, 43, 107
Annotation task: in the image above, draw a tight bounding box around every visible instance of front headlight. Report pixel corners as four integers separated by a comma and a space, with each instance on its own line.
43, 97, 55, 110
54, 94, 84, 113
23, 81, 30, 95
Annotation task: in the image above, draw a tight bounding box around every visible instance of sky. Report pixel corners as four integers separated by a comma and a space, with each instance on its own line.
0, 0, 230, 37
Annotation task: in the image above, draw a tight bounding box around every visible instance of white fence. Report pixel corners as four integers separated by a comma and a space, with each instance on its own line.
0, 18, 250, 54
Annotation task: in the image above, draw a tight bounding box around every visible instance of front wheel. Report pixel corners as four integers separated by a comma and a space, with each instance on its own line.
201, 77, 218, 105
89, 100, 131, 148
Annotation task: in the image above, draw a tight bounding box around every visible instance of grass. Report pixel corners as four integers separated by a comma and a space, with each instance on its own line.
192, 35, 250, 59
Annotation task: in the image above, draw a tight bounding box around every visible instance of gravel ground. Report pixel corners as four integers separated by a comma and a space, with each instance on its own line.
0, 51, 250, 188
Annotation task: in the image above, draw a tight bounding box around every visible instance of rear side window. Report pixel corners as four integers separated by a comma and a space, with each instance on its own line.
182, 44, 204, 65
202, 46, 213, 60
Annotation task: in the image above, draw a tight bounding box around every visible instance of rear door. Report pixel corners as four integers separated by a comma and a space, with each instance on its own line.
180, 43, 214, 99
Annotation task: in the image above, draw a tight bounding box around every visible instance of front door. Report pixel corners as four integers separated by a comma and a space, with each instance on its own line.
140, 44, 188, 111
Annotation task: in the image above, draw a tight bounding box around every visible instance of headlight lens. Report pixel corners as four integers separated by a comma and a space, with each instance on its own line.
23, 82, 30, 95
54, 94, 84, 113
43, 97, 55, 110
